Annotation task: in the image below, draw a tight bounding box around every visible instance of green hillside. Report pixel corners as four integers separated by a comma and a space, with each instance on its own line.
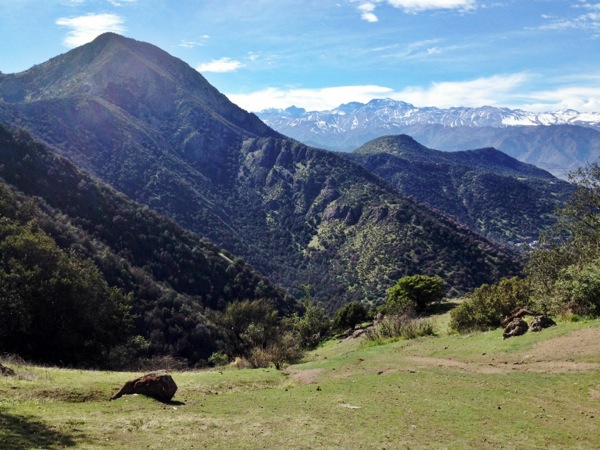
0, 125, 295, 368
1, 314, 598, 449
0, 34, 521, 306
351, 135, 573, 245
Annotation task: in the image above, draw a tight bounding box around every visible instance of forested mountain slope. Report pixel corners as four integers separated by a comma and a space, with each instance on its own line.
350, 135, 574, 245
0, 33, 520, 306
0, 124, 294, 366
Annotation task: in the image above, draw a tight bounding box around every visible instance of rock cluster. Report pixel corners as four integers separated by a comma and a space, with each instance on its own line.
502, 308, 556, 339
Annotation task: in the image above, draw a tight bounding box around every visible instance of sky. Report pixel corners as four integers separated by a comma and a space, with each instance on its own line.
1, 0, 600, 113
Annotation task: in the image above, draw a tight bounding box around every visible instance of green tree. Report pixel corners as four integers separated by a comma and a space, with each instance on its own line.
332, 301, 368, 332
526, 163, 600, 316
0, 220, 132, 366
449, 277, 532, 333
292, 285, 330, 348
386, 275, 446, 315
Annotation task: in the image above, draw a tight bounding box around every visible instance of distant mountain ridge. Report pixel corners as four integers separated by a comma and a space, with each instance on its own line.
259, 99, 600, 130
0, 33, 521, 307
258, 99, 600, 178
349, 135, 573, 245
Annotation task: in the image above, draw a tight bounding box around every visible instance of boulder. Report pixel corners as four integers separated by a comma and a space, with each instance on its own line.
530, 315, 556, 332
501, 307, 538, 327
502, 318, 529, 339
110, 372, 177, 403
0, 363, 15, 377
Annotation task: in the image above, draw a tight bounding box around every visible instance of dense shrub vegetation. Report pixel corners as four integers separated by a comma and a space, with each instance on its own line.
449, 277, 532, 333
451, 163, 600, 332
0, 125, 296, 368
0, 208, 132, 366
385, 275, 446, 315
332, 301, 369, 333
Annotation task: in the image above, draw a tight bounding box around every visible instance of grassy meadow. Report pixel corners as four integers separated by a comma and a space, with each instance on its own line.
1, 311, 599, 449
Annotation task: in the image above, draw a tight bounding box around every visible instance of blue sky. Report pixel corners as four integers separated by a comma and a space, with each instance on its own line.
1, 0, 600, 112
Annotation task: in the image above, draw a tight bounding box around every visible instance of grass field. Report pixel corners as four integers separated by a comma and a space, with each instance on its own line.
1, 313, 599, 449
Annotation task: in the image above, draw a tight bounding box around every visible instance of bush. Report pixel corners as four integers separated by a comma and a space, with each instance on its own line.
292, 301, 330, 349
449, 277, 532, 333
208, 352, 230, 367
553, 261, 600, 316
365, 314, 434, 342
246, 332, 303, 369
332, 301, 368, 333
386, 275, 446, 315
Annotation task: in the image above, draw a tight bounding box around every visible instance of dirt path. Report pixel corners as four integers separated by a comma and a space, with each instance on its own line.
406, 327, 600, 374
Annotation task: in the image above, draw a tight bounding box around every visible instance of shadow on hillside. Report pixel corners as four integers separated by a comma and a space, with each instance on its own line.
0, 408, 78, 449
427, 301, 458, 316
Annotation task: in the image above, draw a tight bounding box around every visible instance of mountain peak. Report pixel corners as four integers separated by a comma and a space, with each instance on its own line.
355, 134, 429, 156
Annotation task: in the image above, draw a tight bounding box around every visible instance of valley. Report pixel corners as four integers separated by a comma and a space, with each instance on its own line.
1, 0, 600, 444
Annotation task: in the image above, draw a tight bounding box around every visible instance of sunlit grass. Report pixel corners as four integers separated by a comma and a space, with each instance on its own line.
1, 317, 598, 449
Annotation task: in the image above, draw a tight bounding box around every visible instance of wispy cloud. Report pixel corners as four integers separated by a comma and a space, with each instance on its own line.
381, 38, 445, 60
61, 0, 137, 5
353, 0, 477, 20
196, 57, 245, 73
230, 72, 600, 113
56, 13, 125, 47
386, 0, 476, 14
538, 1, 600, 35
522, 81, 600, 113
106, 0, 137, 5
392, 73, 530, 108
178, 35, 210, 48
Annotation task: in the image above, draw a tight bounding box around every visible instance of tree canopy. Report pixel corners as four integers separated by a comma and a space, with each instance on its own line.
386, 274, 446, 315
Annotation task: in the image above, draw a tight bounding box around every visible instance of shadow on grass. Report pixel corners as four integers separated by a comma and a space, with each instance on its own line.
427, 301, 458, 316
0, 408, 78, 449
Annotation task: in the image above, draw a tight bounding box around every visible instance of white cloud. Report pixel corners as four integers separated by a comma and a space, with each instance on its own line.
227, 85, 395, 111
522, 84, 600, 113
391, 73, 530, 108
386, 0, 476, 13
179, 36, 210, 48
56, 13, 125, 47
358, 3, 379, 22
229, 73, 600, 114
106, 0, 137, 5
196, 57, 245, 73
539, 1, 600, 34
353, 0, 476, 23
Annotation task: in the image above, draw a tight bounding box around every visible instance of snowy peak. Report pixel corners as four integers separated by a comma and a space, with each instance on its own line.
258, 99, 600, 131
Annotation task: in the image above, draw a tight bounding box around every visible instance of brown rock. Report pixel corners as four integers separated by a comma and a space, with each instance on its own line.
501, 307, 538, 327
503, 318, 529, 339
530, 315, 556, 332
0, 363, 15, 377
110, 372, 177, 403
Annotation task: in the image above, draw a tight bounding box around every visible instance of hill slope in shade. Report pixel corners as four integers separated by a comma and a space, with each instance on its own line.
0, 33, 521, 306
350, 135, 574, 245
0, 124, 294, 365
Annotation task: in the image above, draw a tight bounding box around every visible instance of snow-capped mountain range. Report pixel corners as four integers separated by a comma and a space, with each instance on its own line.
258, 98, 600, 134
257, 98, 600, 179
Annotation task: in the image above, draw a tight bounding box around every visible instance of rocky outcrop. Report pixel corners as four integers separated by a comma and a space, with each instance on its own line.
530, 315, 556, 332
501, 308, 538, 327
503, 318, 529, 339
0, 363, 15, 377
110, 372, 177, 403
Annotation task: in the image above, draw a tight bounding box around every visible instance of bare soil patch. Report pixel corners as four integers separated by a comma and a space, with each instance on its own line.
405, 327, 600, 374
527, 327, 600, 362
287, 368, 324, 384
